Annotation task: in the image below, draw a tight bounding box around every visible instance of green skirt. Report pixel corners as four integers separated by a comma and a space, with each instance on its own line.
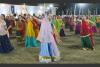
81, 36, 92, 48
65, 23, 69, 28
96, 23, 100, 28
25, 36, 39, 48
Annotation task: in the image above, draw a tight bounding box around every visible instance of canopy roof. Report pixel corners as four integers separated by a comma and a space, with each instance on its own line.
0, 0, 99, 6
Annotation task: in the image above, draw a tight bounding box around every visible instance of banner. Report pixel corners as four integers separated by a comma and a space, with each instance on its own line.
11, 5, 15, 14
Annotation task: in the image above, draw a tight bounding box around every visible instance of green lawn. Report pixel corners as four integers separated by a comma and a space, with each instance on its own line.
0, 29, 100, 64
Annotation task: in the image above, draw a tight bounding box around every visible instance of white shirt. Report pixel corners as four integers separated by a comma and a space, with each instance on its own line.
0, 21, 7, 35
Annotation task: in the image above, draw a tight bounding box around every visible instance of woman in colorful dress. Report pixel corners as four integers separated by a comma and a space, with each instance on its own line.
5, 16, 12, 37
59, 22, 66, 37
0, 15, 14, 53
16, 18, 23, 45
69, 17, 75, 32
51, 16, 62, 44
96, 16, 100, 35
25, 17, 39, 48
90, 16, 97, 33
80, 17, 95, 50
32, 16, 39, 38
37, 15, 60, 63
62, 16, 69, 29
19, 16, 26, 40
56, 16, 62, 34
75, 17, 82, 35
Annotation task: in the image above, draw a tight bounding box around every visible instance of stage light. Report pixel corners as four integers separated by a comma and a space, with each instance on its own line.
49, 4, 53, 8
0, 4, 5, 7
38, 10, 42, 15
77, 3, 86, 7
39, 6, 43, 10
47, 7, 50, 10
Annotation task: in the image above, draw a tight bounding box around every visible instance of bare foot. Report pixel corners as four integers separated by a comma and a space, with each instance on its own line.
82, 48, 87, 50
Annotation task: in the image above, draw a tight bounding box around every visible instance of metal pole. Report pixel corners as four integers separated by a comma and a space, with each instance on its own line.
79, 7, 81, 16
88, 9, 89, 15
66, 9, 67, 15
74, 4, 76, 16
93, 9, 95, 16
96, 8, 97, 15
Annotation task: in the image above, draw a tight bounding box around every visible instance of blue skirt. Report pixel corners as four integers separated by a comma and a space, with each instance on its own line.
60, 28, 66, 37
0, 35, 14, 53
40, 43, 55, 57
39, 42, 60, 63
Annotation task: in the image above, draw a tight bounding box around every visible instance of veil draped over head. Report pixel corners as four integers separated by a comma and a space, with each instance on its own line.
0, 15, 8, 36
0, 16, 7, 30
37, 14, 53, 42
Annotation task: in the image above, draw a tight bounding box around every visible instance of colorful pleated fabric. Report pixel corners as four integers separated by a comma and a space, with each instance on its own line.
37, 17, 60, 63
32, 17, 39, 38
75, 22, 81, 35
39, 42, 60, 63
25, 18, 39, 48
52, 18, 62, 33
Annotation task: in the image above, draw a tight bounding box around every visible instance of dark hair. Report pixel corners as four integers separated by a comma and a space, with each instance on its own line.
42, 14, 45, 17
24, 14, 26, 16
33, 14, 35, 16
13, 14, 17, 17
1, 14, 5, 20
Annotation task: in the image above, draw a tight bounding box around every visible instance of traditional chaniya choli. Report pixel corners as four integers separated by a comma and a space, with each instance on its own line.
90, 16, 97, 33
37, 17, 60, 63
51, 21, 62, 44
55, 17, 66, 37
0, 19, 14, 53
51, 18, 62, 44
75, 19, 81, 35
59, 22, 66, 37
19, 19, 26, 39
96, 16, 100, 28
32, 17, 39, 38
25, 18, 39, 48
16, 20, 22, 39
16, 19, 26, 45
80, 19, 95, 50
52, 18, 62, 33
53, 17, 65, 37
56, 18, 63, 33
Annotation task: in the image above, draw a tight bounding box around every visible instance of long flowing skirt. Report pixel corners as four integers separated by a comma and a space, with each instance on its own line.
96, 23, 100, 28
75, 23, 81, 35
39, 42, 60, 63
60, 28, 66, 37
65, 22, 69, 29
91, 26, 97, 33
25, 36, 39, 48
0, 35, 14, 53
34, 29, 39, 38
90, 35, 95, 49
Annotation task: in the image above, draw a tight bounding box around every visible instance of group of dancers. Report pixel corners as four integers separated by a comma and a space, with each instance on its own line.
0, 13, 100, 63
63, 15, 100, 50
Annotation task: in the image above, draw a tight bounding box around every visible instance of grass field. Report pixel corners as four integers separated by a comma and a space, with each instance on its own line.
0, 29, 100, 64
